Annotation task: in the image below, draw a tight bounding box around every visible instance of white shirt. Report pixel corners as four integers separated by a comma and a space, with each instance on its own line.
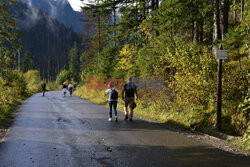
105, 88, 118, 101
68, 84, 73, 89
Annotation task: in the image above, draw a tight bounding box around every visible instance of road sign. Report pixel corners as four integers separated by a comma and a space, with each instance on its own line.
214, 50, 229, 59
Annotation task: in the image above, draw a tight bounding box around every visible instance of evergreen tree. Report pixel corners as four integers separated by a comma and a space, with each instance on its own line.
69, 42, 80, 82
98, 46, 119, 79
0, 0, 21, 76
21, 51, 34, 72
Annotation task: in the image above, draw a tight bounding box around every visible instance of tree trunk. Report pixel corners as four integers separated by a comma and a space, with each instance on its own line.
241, 0, 244, 20
192, 21, 194, 42
143, 0, 146, 19
139, 0, 146, 20
146, 0, 149, 14
213, 0, 221, 42
149, 0, 159, 37
113, 7, 116, 47
97, 0, 101, 68
234, 0, 237, 24
199, 20, 203, 42
238, 49, 242, 70
155, 0, 159, 9
221, 0, 229, 40
152, 0, 155, 11
193, 22, 199, 42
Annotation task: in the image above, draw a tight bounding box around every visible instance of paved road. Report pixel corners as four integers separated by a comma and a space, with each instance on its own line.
0, 91, 249, 167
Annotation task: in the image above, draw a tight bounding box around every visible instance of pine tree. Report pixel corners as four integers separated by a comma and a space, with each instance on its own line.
21, 51, 34, 72
69, 42, 80, 82
0, 0, 21, 76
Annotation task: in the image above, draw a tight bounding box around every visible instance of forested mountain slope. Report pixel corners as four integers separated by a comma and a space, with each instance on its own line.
11, 1, 81, 80
21, 0, 83, 33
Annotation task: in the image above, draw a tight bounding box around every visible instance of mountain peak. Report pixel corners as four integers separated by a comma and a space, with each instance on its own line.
21, 0, 83, 33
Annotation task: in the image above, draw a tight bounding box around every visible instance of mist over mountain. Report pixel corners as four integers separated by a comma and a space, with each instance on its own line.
21, 0, 83, 34
11, 1, 82, 80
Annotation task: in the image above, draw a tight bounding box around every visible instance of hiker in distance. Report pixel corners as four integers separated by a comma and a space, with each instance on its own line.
122, 77, 138, 121
41, 81, 46, 96
62, 83, 67, 97
68, 82, 73, 97
105, 81, 119, 122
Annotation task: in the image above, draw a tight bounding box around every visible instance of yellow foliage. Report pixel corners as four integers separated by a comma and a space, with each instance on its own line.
24, 70, 41, 93
117, 44, 136, 71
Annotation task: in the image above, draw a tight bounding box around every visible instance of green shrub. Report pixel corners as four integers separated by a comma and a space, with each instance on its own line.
46, 81, 61, 90
0, 71, 27, 124
231, 89, 250, 134
56, 70, 71, 85
24, 70, 41, 93
162, 44, 217, 107
4, 70, 27, 96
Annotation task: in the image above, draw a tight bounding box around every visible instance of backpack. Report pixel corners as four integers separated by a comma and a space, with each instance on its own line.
110, 89, 118, 100
69, 86, 73, 92
125, 83, 136, 97
41, 83, 46, 89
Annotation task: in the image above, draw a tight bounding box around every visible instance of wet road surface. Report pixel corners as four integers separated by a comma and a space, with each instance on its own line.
0, 91, 249, 167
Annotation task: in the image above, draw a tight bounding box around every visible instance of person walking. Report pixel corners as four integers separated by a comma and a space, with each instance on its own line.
105, 81, 118, 122
41, 81, 46, 96
68, 82, 73, 96
122, 77, 138, 121
62, 83, 67, 96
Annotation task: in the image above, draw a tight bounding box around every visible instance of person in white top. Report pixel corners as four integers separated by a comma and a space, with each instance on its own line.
105, 81, 118, 122
68, 83, 73, 96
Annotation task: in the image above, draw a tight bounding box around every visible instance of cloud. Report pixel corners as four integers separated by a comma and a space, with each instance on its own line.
26, 0, 32, 6
47, 0, 58, 17
19, 7, 41, 29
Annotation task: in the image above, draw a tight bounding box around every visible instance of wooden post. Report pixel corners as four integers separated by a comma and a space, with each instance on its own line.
216, 44, 223, 130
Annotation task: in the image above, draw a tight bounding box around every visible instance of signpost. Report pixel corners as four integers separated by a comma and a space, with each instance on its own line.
214, 45, 228, 130
214, 50, 229, 59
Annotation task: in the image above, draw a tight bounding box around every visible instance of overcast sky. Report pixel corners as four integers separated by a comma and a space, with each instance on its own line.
68, 0, 84, 11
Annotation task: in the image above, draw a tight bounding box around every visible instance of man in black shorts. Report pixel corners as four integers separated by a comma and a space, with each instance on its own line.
41, 81, 46, 96
122, 77, 138, 121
